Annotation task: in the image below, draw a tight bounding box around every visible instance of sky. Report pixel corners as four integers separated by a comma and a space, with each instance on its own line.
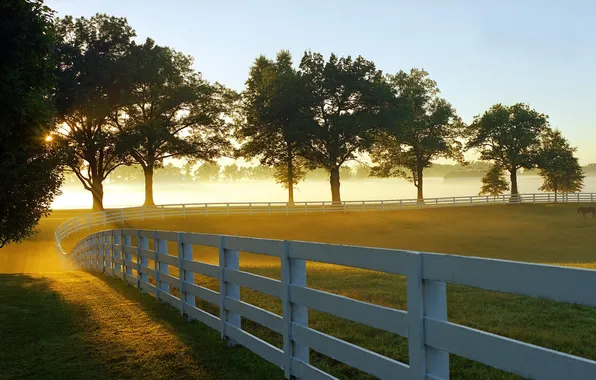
47, 0, 596, 164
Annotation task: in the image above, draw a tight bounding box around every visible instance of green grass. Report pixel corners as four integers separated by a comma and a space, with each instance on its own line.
110, 203, 596, 379
4, 203, 596, 379
0, 272, 284, 380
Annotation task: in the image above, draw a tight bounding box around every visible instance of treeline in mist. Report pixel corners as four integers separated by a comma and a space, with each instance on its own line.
48, 14, 587, 210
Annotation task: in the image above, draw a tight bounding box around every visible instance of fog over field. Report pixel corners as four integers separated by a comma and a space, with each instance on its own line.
53, 175, 596, 209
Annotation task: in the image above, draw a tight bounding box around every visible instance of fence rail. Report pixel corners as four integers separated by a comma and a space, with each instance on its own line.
69, 228, 596, 380
55, 192, 596, 254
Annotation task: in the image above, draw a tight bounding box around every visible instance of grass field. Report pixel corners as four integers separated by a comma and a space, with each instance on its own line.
3, 204, 596, 379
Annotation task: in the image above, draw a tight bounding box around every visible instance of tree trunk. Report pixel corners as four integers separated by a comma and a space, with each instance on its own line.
143, 166, 155, 207
287, 156, 295, 206
510, 169, 519, 195
509, 169, 520, 203
416, 167, 424, 201
330, 167, 341, 204
91, 180, 104, 211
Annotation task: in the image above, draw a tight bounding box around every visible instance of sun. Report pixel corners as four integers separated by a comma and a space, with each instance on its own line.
45, 135, 53, 142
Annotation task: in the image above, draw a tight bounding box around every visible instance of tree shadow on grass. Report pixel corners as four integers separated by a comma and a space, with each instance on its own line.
0, 273, 283, 380
0, 274, 109, 379
86, 271, 284, 380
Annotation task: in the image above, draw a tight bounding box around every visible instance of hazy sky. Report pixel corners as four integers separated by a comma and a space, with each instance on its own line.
47, 0, 596, 164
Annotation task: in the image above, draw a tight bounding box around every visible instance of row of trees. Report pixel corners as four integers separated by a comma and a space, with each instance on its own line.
49, 14, 586, 210
0, 2, 588, 246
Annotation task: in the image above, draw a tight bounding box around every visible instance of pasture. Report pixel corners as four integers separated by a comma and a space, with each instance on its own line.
3, 204, 596, 379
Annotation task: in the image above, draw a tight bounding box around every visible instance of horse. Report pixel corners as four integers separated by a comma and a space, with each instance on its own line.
577, 206, 596, 219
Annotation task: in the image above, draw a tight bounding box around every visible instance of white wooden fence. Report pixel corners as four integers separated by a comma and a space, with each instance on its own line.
69, 228, 596, 380
55, 192, 596, 254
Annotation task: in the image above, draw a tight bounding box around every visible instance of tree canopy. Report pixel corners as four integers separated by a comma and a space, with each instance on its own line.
298, 52, 394, 203
237, 50, 310, 204
479, 165, 510, 196
0, 0, 63, 247
466, 103, 550, 196
537, 129, 584, 195
115, 39, 233, 206
54, 14, 135, 210
370, 68, 464, 200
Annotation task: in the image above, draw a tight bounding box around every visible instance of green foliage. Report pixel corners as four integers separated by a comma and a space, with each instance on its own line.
370, 69, 464, 199
298, 52, 394, 201
237, 51, 310, 203
54, 14, 135, 210
272, 159, 307, 189
115, 38, 234, 204
537, 129, 584, 194
479, 165, 510, 196
466, 103, 550, 195
0, 0, 63, 247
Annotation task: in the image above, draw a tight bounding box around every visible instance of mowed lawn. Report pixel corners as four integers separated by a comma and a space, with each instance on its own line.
3, 204, 596, 379
109, 204, 596, 379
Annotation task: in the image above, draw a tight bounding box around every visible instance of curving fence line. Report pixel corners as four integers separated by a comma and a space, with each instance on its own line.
57, 192, 596, 379
68, 226, 596, 379
55, 192, 595, 255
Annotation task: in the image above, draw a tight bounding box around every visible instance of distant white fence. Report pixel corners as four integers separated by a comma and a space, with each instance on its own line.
69, 228, 596, 379
55, 192, 596, 254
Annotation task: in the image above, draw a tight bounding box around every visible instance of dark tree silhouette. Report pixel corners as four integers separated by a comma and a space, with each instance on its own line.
298, 52, 394, 203
0, 0, 63, 247
466, 103, 549, 197
370, 68, 464, 200
237, 51, 310, 205
54, 14, 134, 210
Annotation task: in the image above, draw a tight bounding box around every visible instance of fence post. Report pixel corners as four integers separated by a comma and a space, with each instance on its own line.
249, 203, 253, 216
400, 200, 403, 211
381, 200, 385, 212
112, 231, 119, 276
124, 232, 132, 281
227, 203, 230, 216
282, 241, 309, 379
592, 193, 594, 203
183, 204, 186, 218
362, 201, 365, 213
157, 233, 169, 296
304, 202, 307, 215
141, 206, 145, 221
219, 236, 240, 345
286, 203, 289, 216
182, 233, 195, 315
138, 233, 149, 289
268, 202, 271, 216
407, 253, 449, 380
103, 211, 107, 227
177, 233, 186, 316
162, 206, 165, 220
95, 233, 100, 271
205, 204, 209, 216
533, 194, 536, 203
153, 231, 160, 300
100, 232, 106, 273
121, 209, 124, 223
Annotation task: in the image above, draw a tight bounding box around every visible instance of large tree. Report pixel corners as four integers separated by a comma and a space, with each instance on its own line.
115, 39, 233, 206
370, 68, 464, 200
537, 129, 584, 198
0, 0, 63, 247
54, 14, 134, 210
298, 52, 394, 203
466, 103, 550, 197
237, 51, 310, 205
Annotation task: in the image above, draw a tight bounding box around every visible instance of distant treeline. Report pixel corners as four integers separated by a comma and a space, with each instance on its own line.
62, 162, 596, 185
